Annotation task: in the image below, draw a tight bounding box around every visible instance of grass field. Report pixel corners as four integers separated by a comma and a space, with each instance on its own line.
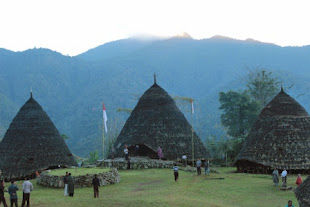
2, 167, 301, 207
48, 168, 110, 176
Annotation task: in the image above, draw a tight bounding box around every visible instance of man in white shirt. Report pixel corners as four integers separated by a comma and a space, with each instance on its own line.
182, 154, 187, 167
124, 145, 129, 160
281, 168, 287, 187
21, 178, 33, 207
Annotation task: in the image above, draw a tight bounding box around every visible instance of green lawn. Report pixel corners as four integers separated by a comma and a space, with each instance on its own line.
2, 167, 301, 207
48, 168, 110, 176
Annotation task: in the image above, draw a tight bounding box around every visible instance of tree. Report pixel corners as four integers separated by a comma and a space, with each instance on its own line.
219, 90, 260, 138
89, 151, 99, 163
61, 134, 70, 140
218, 68, 282, 162
247, 69, 280, 109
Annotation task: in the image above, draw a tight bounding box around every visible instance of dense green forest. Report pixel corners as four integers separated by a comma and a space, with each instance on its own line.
1, 36, 310, 157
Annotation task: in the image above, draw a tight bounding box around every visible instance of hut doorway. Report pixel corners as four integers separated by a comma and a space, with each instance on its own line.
128, 144, 157, 159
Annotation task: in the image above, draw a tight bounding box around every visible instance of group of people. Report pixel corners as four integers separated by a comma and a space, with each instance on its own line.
123, 145, 164, 160
196, 158, 210, 176
272, 168, 303, 187
63, 172, 75, 197
172, 157, 211, 182
0, 178, 33, 207
63, 171, 101, 198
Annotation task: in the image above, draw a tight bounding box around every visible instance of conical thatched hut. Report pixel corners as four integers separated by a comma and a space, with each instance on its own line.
0, 93, 77, 180
295, 176, 310, 207
235, 88, 310, 174
113, 80, 208, 160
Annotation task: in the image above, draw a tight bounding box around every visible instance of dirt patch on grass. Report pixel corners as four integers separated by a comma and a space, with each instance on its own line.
138, 179, 163, 186
132, 179, 163, 192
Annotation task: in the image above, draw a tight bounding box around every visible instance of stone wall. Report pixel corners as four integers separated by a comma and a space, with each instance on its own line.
37, 168, 120, 188
98, 157, 174, 169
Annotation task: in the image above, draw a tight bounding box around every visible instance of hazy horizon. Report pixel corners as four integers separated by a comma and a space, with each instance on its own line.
1, 0, 310, 56
1, 33, 308, 57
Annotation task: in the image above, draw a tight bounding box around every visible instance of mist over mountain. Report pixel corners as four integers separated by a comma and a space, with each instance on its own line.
1, 36, 310, 157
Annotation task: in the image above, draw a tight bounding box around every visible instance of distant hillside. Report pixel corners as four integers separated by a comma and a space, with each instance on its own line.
77, 38, 157, 61
1, 37, 310, 157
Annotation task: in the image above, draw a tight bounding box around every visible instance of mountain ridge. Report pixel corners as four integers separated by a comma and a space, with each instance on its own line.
1, 37, 310, 157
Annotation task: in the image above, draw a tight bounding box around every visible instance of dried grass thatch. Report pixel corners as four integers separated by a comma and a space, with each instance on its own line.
0, 94, 77, 180
235, 88, 310, 174
113, 82, 208, 160
295, 176, 310, 207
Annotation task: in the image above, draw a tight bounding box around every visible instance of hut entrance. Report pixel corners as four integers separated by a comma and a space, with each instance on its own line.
128, 144, 157, 159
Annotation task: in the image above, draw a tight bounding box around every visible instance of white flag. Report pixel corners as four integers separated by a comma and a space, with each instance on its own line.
191, 98, 194, 114
103, 103, 108, 133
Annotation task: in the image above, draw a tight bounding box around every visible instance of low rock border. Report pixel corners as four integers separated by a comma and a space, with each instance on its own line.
37, 168, 120, 188
98, 157, 174, 169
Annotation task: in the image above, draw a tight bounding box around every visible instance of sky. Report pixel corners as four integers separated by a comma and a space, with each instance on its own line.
1, 0, 310, 56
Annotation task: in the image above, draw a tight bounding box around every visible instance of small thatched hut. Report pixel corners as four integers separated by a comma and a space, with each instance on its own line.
235, 88, 310, 174
0, 93, 77, 180
113, 79, 208, 160
295, 176, 310, 207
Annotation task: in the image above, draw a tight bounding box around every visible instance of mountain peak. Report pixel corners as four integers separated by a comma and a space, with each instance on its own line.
172, 32, 192, 39
210, 35, 235, 40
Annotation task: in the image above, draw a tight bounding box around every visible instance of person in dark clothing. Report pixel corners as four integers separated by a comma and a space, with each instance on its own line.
127, 156, 131, 169
0, 180, 8, 207
92, 174, 100, 198
196, 158, 202, 175
124, 145, 129, 160
8, 180, 18, 207
135, 145, 139, 157
173, 164, 179, 181
67, 173, 75, 197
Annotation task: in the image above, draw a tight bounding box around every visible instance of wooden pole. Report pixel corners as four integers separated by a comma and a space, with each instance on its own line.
191, 99, 194, 170
226, 153, 228, 167
103, 120, 105, 159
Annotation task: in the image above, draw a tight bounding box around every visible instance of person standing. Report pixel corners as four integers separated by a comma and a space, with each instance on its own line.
124, 145, 129, 160
295, 174, 302, 186
196, 158, 202, 175
111, 146, 115, 160
272, 168, 279, 186
0, 180, 8, 207
135, 145, 139, 157
281, 168, 288, 187
21, 178, 33, 207
92, 174, 100, 198
8, 181, 18, 207
173, 163, 179, 181
63, 172, 69, 196
204, 160, 210, 175
157, 146, 163, 160
285, 200, 294, 207
127, 156, 131, 169
181, 154, 187, 167
67, 173, 75, 197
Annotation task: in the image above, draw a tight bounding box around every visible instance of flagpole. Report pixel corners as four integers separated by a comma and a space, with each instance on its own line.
103, 112, 105, 160
191, 98, 194, 171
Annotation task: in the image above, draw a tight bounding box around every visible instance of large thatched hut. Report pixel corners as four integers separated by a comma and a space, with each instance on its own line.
0, 93, 77, 180
235, 88, 310, 174
295, 176, 310, 207
113, 80, 208, 160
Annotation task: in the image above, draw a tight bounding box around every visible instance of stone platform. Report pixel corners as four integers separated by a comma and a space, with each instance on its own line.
98, 157, 174, 169
37, 168, 120, 188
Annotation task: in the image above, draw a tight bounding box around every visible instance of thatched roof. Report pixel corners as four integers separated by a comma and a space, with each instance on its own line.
113, 82, 208, 160
295, 176, 310, 207
0, 93, 77, 180
235, 88, 310, 171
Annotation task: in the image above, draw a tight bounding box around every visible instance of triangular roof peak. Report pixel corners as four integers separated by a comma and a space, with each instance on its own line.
260, 90, 308, 117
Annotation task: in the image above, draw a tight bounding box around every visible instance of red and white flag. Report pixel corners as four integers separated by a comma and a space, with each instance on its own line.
191, 98, 194, 114
103, 103, 108, 133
